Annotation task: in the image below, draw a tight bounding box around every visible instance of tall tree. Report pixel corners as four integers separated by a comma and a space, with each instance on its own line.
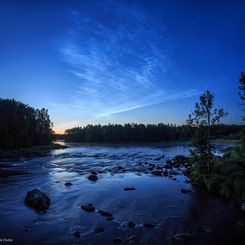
187, 91, 227, 173
239, 72, 245, 118
239, 72, 245, 150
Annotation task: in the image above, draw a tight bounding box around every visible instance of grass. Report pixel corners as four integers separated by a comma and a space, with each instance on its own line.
191, 146, 245, 201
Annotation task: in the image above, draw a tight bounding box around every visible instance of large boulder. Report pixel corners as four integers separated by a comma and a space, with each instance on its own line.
25, 188, 50, 211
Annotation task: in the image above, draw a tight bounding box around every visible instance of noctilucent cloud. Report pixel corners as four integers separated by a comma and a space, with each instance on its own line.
0, 0, 244, 133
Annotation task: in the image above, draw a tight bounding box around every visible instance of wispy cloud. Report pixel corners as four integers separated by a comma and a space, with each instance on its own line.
59, 1, 198, 123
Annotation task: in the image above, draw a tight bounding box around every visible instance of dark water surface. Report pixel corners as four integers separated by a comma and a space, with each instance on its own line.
0, 141, 243, 244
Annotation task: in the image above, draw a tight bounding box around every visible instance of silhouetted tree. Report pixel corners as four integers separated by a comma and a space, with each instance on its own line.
239, 72, 245, 150
64, 121, 239, 144
0, 99, 54, 148
187, 91, 227, 173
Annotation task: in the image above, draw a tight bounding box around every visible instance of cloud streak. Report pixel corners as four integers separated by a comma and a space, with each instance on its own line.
59, 1, 198, 123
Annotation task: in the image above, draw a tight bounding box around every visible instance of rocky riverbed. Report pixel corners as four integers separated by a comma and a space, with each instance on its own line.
0, 141, 244, 244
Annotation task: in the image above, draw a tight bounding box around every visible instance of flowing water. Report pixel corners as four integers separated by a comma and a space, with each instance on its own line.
0, 141, 243, 244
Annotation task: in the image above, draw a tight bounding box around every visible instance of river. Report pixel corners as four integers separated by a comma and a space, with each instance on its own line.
0, 140, 243, 244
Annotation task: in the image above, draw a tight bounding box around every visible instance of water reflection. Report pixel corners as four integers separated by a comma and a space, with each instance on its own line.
0, 140, 241, 244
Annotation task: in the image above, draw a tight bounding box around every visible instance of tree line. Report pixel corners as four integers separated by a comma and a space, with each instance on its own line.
64, 123, 241, 143
0, 99, 54, 148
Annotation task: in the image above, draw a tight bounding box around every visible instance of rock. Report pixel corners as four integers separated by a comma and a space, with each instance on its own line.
128, 221, 136, 229
114, 237, 123, 243
81, 203, 95, 212
172, 170, 179, 175
180, 189, 192, 194
148, 167, 154, 171
114, 166, 125, 173
25, 188, 50, 211
73, 230, 80, 237
106, 216, 114, 221
149, 163, 155, 167
144, 223, 156, 228
64, 182, 72, 186
94, 226, 104, 233
241, 202, 245, 212
154, 157, 161, 161
98, 170, 104, 174
98, 210, 113, 218
171, 232, 192, 244
124, 187, 136, 191
88, 174, 98, 181
91, 171, 97, 175
163, 170, 168, 176
236, 220, 245, 231
165, 164, 172, 169
152, 170, 163, 176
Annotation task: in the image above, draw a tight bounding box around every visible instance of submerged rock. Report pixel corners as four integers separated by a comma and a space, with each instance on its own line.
64, 182, 72, 186
91, 171, 97, 175
144, 223, 156, 228
94, 226, 104, 233
98, 210, 113, 218
73, 230, 80, 238
154, 156, 161, 161
24, 188, 50, 211
106, 216, 114, 221
81, 203, 95, 212
113, 237, 123, 243
180, 189, 192, 194
171, 232, 192, 244
124, 187, 136, 191
88, 174, 98, 181
128, 221, 136, 229
152, 170, 163, 176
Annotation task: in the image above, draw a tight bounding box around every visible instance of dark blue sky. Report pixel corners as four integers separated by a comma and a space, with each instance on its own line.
0, 0, 244, 132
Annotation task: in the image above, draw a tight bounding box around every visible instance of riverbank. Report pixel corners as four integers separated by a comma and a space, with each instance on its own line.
0, 143, 66, 161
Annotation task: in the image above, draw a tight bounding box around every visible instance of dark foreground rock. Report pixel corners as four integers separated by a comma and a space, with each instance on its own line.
128, 221, 136, 229
171, 232, 192, 244
124, 187, 136, 191
144, 223, 156, 228
180, 189, 192, 194
25, 188, 50, 211
98, 210, 113, 218
73, 230, 80, 237
81, 203, 95, 212
114, 237, 123, 243
94, 226, 104, 233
